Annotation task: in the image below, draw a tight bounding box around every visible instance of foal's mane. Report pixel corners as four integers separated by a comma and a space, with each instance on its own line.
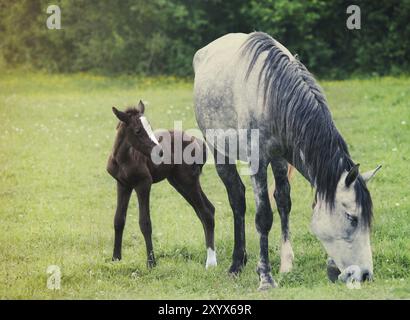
242, 32, 372, 227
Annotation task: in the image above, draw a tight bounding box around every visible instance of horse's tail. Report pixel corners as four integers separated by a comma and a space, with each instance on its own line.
268, 164, 295, 205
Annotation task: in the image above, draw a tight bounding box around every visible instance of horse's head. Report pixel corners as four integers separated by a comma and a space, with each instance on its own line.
112, 101, 163, 158
311, 164, 381, 283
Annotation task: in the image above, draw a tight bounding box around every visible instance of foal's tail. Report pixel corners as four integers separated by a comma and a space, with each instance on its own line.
268, 164, 295, 205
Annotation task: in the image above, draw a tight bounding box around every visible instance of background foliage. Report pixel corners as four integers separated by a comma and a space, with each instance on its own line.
0, 0, 410, 77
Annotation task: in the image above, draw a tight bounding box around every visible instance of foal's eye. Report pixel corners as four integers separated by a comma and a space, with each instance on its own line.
345, 212, 358, 227
135, 128, 142, 135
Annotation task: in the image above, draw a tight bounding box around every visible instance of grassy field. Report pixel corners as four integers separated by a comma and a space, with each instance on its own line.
0, 72, 409, 299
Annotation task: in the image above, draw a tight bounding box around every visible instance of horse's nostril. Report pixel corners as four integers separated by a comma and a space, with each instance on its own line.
158, 149, 164, 158
362, 271, 371, 282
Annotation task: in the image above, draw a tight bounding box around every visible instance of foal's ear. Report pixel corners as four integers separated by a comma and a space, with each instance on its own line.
112, 107, 130, 124
362, 165, 382, 184
136, 100, 145, 114
345, 163, 360, 187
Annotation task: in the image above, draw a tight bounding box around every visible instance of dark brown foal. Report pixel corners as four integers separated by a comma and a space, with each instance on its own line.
106, 101, 216, 269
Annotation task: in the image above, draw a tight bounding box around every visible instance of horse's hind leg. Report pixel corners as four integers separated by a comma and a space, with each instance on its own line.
251, 160, 277, 290
271, 158, 294, 273
167, 174, 216, 268
214, 162, 247, 275
112, 181, 132, 261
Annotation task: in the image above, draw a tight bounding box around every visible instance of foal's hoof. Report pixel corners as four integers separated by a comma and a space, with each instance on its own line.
206, 260, 217, 269
228, 254, 247, 275
258, 273, 277, 291
147, 259, 157, 269
228, 263, 245, 276
205, 248, 217, 269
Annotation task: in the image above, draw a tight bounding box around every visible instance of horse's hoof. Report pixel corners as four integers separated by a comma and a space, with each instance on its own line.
258, 281, 277, 291
279, 242, 294, 273
279, 263, 293, 273
112, 256, 121, 262
258, 274, 277, 291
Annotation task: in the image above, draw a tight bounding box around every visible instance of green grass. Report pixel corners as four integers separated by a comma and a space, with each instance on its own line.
0, 71, 409, 299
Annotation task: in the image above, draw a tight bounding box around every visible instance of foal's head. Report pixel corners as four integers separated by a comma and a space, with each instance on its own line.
112, 101, 163, 158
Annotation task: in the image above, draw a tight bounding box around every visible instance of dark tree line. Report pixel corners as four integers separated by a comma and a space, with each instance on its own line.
0, 0, 409, 78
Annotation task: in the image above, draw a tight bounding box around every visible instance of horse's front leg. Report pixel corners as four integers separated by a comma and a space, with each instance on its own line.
135, 180, 155, 268
251, 162, 277, 290
112, 181, 132, 261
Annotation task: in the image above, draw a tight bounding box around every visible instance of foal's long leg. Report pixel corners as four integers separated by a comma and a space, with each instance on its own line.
271, 158, 294, 273
251, 161, 276, 290
167, 175, 216, 268
135, 180, 155, 268
198, 188, 216, 264
214, 162, 247, 274
112, 181, 132, 261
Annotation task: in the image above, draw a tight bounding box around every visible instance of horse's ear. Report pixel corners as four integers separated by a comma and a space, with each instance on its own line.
112, 107, 130, 124
345, 163, 360, 187
362, 165, 382, 184
136, 100, 145, 114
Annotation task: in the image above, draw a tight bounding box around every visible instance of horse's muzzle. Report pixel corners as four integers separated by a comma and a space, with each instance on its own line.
327, 258, 341, 283
327, 258, 373, 283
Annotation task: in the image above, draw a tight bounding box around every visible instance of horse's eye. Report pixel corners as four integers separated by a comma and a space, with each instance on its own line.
135, 128, 142, 135
345, 212, 358, 227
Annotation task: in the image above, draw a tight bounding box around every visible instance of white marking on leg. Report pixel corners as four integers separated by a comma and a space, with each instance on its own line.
279, 240, 294, 273
140, 116, 159, 145
205, 248, 217, 269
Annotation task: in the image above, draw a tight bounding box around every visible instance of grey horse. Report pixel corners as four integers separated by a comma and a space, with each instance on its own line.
193, 32, 380, 290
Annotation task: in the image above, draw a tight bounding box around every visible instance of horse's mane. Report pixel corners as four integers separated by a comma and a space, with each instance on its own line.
242, 32, 372, 227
